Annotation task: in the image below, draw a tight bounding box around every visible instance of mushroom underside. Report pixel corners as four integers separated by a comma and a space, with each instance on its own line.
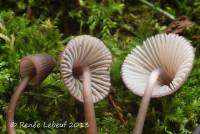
61, 35, 112, 103
122, 33, 194, 97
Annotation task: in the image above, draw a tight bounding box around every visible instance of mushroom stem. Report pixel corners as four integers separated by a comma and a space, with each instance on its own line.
133, 69, 161, 134
82, 67, 97, 134
6, 76, 30, 134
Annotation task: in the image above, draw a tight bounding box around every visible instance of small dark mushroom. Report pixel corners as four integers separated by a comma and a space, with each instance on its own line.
6, 54, 55, 134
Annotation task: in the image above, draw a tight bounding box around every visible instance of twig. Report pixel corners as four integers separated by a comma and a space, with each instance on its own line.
139, 0, 175, 20
24, 92, 56, 99
108, 93, 126, 124
26, 7, 32, 18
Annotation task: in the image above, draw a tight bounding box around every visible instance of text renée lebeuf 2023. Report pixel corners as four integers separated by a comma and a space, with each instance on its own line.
10, 121, 89, 128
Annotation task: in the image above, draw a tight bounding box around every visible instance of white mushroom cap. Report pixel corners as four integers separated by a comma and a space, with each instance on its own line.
122, 33, 195, 97
60, 35, 112, 103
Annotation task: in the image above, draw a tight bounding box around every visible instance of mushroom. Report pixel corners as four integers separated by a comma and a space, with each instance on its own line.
6, 54, 56, 134
121, 33, 195, 134
193, 125, 200, 134
60, 35, 112, 134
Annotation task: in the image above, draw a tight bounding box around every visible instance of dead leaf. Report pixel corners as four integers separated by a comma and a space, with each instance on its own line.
166, 16, 193, 34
